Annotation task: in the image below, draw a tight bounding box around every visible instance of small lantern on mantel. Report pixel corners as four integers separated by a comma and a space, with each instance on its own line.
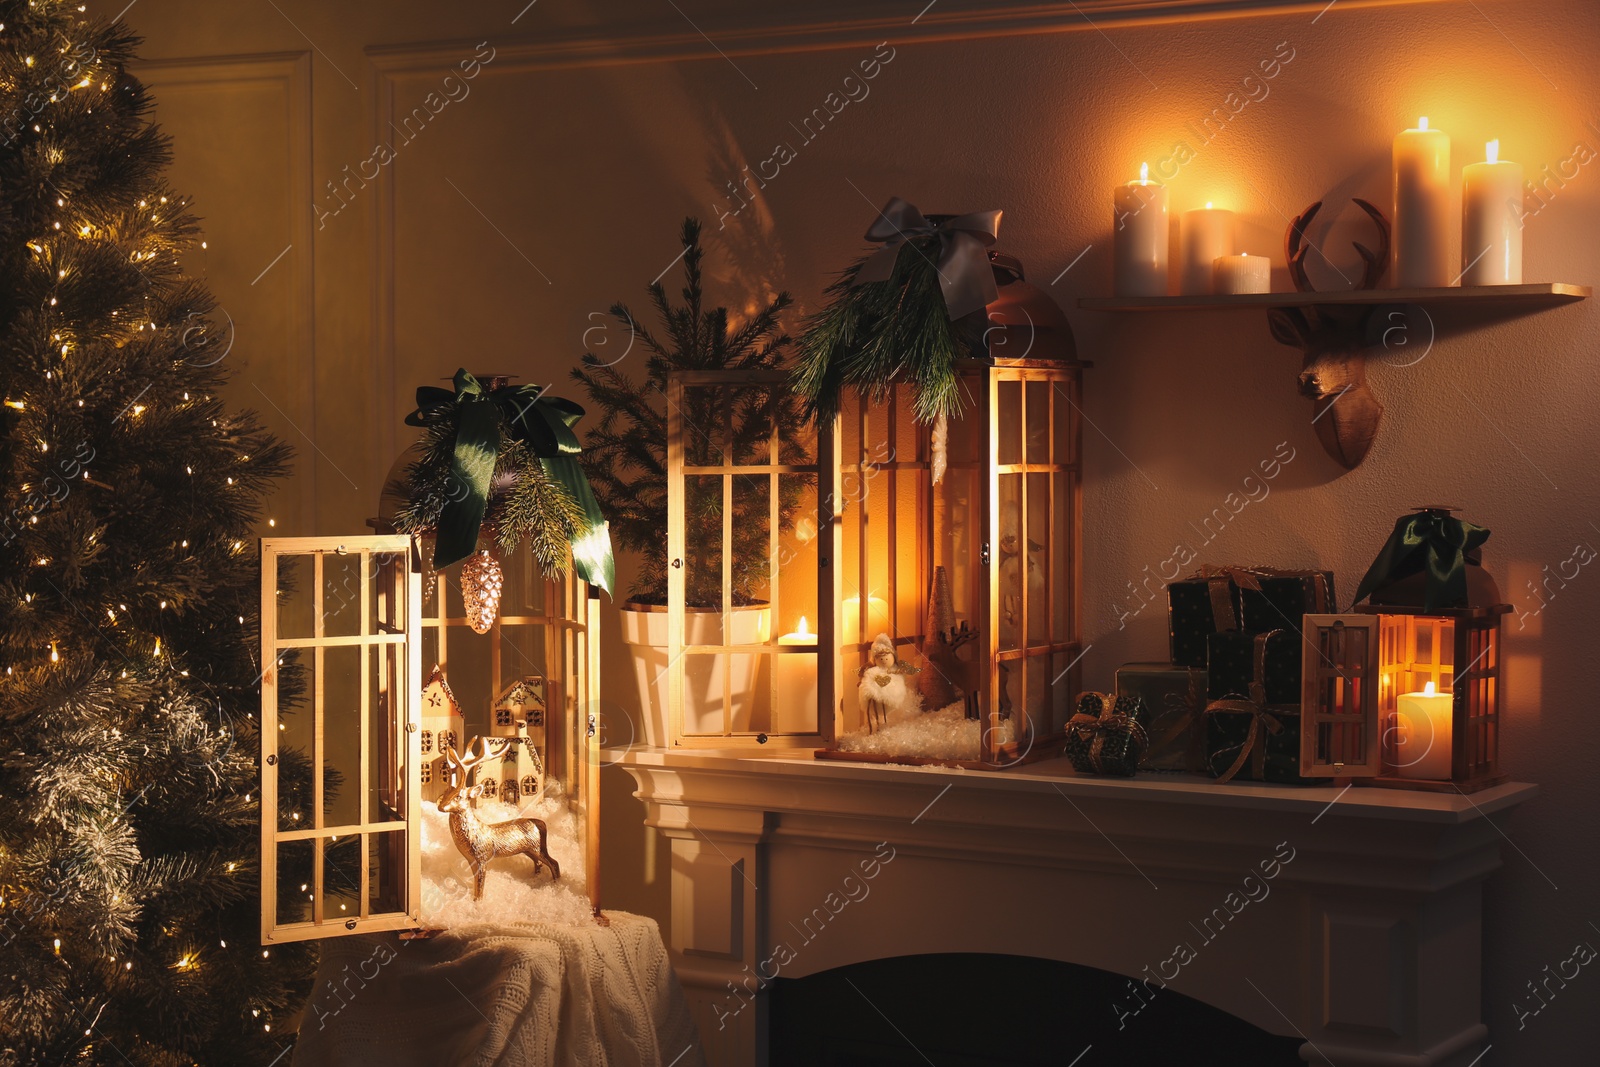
1299, 507, 1509, 793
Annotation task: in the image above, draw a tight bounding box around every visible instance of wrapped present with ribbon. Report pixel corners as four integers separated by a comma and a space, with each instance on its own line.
1115, 662, 1207, 772
1203, 629, 1312, 784
1065, 692, 1150, 777
1167, 565, 1254, 667
1236, 568, 1337, 633
1353, 506, 1498, 611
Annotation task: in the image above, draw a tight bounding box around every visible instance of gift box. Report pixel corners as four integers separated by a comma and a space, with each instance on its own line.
1203, 629, 1312, 784
1237, 569, 1336, 633
1167, 570, 1247, 667
1066, 692, 1150, 777
1115, 662, 1206, 772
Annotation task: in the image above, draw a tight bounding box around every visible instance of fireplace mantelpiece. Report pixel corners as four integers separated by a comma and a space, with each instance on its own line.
614, 750, 1536, 1067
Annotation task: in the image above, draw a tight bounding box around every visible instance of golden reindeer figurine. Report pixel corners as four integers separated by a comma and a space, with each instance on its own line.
438, 740, 560, 900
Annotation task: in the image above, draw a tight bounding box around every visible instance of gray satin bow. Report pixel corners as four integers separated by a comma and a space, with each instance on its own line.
855, 197, 1003, 319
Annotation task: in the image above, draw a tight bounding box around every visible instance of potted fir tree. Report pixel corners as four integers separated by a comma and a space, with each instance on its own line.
572, 219, 807, 746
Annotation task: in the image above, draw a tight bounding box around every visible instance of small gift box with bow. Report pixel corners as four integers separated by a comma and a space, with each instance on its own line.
1167, 566, 1252, 667
1203, 629, 1312, 784
1066, 692, 1150, 777
1115, 663, 1206, 772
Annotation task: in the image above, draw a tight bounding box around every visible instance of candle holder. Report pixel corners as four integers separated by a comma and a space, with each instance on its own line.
1298, 507, 1508, 792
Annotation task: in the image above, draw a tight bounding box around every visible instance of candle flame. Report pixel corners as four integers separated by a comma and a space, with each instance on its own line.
1418, 116, 1429, 131
1139, 162, 1149, 182
1205, 201, 1213, 209
797, 615, 810, 637
1486, 139, 1499, 164
1423, 680, 1436, 696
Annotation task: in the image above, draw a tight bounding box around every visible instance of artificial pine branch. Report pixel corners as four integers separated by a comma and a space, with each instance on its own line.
792, 237, 984, 427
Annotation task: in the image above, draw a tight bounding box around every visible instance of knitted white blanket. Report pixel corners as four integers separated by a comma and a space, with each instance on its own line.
292, 912, 704, 1067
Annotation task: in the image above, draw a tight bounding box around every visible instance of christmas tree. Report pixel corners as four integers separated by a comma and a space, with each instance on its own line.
0, 3, 315, 1063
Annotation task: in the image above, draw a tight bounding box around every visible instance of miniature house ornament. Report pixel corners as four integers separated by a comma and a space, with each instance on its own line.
1298, 507, 1508, 792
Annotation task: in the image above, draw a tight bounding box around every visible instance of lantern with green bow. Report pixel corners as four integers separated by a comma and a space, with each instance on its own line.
392, 370, 614, 631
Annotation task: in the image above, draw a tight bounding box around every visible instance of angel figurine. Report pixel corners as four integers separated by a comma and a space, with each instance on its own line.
857, 632, 921, 734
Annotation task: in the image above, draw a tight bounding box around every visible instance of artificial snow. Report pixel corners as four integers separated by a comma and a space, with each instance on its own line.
834, 701, 1016, 762
420, 784, 597, 930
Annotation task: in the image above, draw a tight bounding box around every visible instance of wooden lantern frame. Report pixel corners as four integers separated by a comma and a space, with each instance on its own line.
665, 368, 828, 749
1298, 605, 1507, 792
259, 534, 602, 945
1362, 602, 1508, 793
815, 356, 1088, 769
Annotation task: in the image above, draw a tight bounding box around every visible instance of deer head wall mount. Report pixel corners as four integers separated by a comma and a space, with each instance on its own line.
1266, 198, 1391, 470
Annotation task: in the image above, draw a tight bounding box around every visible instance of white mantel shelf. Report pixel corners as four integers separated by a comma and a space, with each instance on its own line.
614, 748, 1537, 1067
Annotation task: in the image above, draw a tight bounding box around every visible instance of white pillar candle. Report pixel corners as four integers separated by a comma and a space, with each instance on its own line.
841, 595, 890, 647
1113, 163, 1169, 296
1460, 139, 1524, 285
1392, 117, 1453, 287
1212, 252, 1271, 295
1391, 680, 1454, 780
1180, 203, 1235, 294
775, 616, 818, 732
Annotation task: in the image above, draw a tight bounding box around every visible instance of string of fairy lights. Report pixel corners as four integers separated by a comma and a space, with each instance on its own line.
1, 2, 287, 1044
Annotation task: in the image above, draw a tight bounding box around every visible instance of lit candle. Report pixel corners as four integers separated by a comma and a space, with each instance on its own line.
1392, 116, 1453, 287
1180, 202, 1235, 294
1460, 139, 1524, 285
1113, 163, 1169, 296
774, 616, 818, 732
1391, 680, 1454, 780
1212, 252, 1271, 295
841, 595, 891, 647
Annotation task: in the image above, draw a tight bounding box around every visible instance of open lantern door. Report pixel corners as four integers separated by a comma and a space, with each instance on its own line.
260, 534, 602, 945
260, 536, 422, 943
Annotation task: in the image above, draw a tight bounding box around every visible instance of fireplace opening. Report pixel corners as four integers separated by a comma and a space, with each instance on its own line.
770, 953, 1303, 1066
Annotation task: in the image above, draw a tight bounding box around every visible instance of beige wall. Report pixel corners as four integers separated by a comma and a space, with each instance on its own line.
127, 0, 1598, 1056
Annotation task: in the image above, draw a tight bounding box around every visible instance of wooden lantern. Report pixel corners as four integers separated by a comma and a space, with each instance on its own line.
664, 368, 826, 749
258, 534, 601, 944
815, 353, 1087, 769
1299, 606, 1507, 792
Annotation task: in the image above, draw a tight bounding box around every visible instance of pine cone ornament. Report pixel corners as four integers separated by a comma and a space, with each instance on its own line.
461, 548, 504, 634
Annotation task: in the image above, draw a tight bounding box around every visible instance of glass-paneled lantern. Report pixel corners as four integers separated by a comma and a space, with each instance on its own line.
1299, 604, 1508, 792
259, 533, 601, 944
813, 355, 1086, 768
665, 369, 824, 749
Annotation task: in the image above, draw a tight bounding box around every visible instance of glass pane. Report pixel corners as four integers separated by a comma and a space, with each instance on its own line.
774, 473, 819, 640
371, 551, 408, 634
1053, 376, 1079, 469
276, 840, 314, 926
772, 647, 818, 734
998, 379, 1022, 466
275, 554, 313, 640
499, 541, 548, 619
1025, 656, 1048, 747
369, 830, 406, 917
323, 645, 362, 828
324, 834, 363, 921
370, 644, 404, 824
1026, 380, 1051, 465
683, 652, 732, 735
680, 384, 727, 468
322, 551, 364, 638
684, 475, 727, 628
1053, 470, 1071, 644
998, 473, 1023, 653
730, 384, 772, 467
1026, 472, 1050, 648
732, 476, 771, 607
278, 650, 314, 832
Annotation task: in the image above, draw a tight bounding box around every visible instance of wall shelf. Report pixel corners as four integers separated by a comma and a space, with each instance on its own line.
1077, 282, 1590, 312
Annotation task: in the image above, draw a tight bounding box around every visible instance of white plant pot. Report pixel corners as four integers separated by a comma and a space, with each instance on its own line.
620, 603, 771, 748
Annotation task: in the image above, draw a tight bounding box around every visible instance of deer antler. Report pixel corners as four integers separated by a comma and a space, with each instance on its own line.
1286, 199, 1390, 293
439, 737, 497, 805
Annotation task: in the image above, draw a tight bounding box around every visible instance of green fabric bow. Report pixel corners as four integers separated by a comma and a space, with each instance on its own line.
405, 369, 614, 595
1353, 510, 1490, 612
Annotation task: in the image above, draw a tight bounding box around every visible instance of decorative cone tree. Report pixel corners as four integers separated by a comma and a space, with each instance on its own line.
0, 3, 315, 1063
